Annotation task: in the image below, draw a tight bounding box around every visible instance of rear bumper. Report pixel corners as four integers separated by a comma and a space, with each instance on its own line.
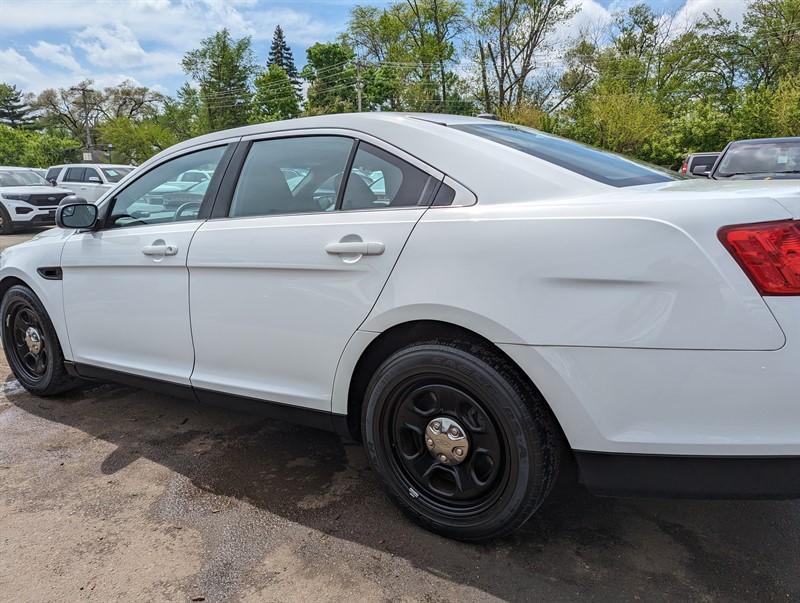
576, 451, 800, 499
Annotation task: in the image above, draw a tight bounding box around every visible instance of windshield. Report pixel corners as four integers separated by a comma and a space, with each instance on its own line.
0, 169, 49, 187
715, 141, 800, 178
101, 167, 132, 183
451, 123, 676, 187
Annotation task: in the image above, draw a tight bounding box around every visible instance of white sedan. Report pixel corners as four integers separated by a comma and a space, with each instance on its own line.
1, 113, 799, 541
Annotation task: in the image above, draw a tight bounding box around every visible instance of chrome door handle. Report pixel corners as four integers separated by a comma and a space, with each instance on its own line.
142, 244, 178, 256
325, 241, 385, 256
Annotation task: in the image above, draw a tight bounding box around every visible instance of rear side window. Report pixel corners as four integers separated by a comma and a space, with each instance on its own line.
64, 167, 85, 182
341, 142, 438, 210
45, 167, 61, 181
451, 123, 675, 187
84, 168, 101, 182
230, 136, 354, 217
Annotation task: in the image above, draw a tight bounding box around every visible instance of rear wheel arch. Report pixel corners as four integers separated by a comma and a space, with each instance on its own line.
345, 319, 570, 449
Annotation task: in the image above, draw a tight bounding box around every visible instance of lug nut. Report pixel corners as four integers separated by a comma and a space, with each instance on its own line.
432, 421, 441, 432
426, 438, 434, 447
438, 454, 448, 463
449, 426, 460, 437
454, 447, 463, 456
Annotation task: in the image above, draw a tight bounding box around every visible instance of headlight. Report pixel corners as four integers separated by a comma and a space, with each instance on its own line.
2, 193, 31, 201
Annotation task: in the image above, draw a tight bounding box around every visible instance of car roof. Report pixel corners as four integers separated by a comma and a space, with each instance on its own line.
731, 137, 800, 145
688, 152, 719, 156
0, 166, 37, 171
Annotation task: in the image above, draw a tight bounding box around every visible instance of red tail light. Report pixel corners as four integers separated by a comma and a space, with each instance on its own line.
680, 160, 688, 175
719, 220, 800, 295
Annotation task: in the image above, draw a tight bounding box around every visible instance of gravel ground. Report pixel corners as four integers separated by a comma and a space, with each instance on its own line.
1, 229, 799, 602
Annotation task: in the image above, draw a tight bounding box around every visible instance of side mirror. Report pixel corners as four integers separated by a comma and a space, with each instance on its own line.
47, 178, 57, 186
56, 197, 98, 229
87, 176, 102, 183
691, 165, 710, 177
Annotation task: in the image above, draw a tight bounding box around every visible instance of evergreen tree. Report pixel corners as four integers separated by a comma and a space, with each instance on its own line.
0, 84, 33, 128
251, 65, 300, 123
268, 26, 301, 98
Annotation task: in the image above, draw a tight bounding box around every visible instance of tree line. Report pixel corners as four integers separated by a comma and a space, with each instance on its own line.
1, 0, 799, 169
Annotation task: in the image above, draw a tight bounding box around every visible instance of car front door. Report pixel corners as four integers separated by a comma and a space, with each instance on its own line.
187, 132, 443, 411
60, 143, 235, 384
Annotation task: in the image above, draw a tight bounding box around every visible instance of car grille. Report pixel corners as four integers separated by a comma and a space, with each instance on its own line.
28, 192, 70, 207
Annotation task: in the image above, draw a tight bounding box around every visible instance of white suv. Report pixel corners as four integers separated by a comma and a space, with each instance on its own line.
0, 167, 75, 234
46, 164, 133, 203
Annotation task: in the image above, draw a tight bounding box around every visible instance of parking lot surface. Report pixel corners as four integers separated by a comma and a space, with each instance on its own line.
1, 230, 799, 602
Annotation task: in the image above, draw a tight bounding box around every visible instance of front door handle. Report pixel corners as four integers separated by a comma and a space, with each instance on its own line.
325, 241, 385, 256
142, 243, 178, 256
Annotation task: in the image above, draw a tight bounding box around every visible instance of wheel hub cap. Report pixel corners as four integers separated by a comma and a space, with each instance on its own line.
24, 326, 42, 355
425, 417, 469, 465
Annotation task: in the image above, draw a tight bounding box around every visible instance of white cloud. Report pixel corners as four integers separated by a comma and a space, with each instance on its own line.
75, 24, 148, 69
0, 48, 44, 89
29, 41, 82, 72
673, 0, 747, 27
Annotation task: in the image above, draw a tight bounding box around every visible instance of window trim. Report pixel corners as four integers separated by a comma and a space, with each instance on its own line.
95, 142, 238, 232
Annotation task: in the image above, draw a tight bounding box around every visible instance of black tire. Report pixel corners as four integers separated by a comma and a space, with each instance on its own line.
362, 339, 561, 542
1, 284, 77, 396
0, 205, 13, 235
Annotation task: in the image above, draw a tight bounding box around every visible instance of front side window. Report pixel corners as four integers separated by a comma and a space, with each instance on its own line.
451, 123, 675, 188
84, 168, 102, 183
229, 136, 354, 218
341, 142, 438, 210
106, 146, 226, 229
45, 167, 61, 182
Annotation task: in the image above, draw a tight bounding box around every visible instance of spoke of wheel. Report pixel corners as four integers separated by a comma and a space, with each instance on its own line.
453, 463, 481, 495
408, 451, 437, 480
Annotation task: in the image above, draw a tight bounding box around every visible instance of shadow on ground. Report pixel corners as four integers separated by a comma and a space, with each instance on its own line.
5, 377, 799, 601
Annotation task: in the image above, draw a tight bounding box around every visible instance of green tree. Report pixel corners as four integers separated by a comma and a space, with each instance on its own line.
302, 42, 359, 114
0, 84, 33, 128
182, 29, 256, 131
251, 65, 301, 123
268, 25, 301, 98
162, 83, 207, 140
0, 124, 79, 166
98, 117, 176, 164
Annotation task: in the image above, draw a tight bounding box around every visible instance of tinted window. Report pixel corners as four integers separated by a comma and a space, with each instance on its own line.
107, 146, 226, 228
230, 136, 354, 217
101, 167, 131, 183
690, 156, 717, 171
452, 123, 675, 187
341, 142, 438, 210
715, 141, 800, 178
45, 167, 61, 181
64, 167, 85, 182
84, 168, 101, 182
432, 181, 456, 206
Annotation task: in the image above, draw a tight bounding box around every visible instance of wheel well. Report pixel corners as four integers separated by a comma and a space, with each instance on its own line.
345, 320, 568, 449
0, 276, 30, 302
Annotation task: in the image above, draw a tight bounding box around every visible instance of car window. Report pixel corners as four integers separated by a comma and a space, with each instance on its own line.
45, 167, 61, 182
106, 146, 227, 229
0, 169, 49, 187
101, 167, 131, 183
229, 136, 354, 218
690, 156, 717, 171
452, 123, 675, 187
341, 142, 438, 210
716, 141, 800, 177
64, 167, 85, 182
84, 168, 101, 183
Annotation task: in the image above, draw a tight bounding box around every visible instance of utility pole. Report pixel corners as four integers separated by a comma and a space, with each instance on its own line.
355, 60, 364, 112
70, 84, 94, 159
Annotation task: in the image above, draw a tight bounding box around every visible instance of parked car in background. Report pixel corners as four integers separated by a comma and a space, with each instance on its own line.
30, 168, 47, 179
679, 152, 719, 177
46, 164, 134, 203
4, 113, 800, 542
0, 167, 74, 234
711, 137, 800, 180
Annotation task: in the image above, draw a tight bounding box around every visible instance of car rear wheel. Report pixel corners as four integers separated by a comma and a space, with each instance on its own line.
1, 285, 77, 396
0, 205, 13, 235
362, 339, 561, 541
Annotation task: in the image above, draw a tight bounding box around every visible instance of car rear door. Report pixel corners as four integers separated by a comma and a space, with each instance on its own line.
60, 142, 236, 385
187, 131, 442, 411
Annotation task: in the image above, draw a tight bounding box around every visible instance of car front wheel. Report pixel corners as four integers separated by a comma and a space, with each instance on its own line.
1, 284, 76, 396
362, 339, 561, 541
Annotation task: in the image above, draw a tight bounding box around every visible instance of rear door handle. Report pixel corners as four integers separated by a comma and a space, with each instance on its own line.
325, 241, 385, 256
142, 244, 178, 256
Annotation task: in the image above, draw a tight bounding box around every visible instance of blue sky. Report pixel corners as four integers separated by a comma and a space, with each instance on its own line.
0, 0, 746, 96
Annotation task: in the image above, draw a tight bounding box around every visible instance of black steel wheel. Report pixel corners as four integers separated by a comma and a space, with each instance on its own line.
1, 284, 77, 396
0, 205, 13, 235
363, 339, 561, 541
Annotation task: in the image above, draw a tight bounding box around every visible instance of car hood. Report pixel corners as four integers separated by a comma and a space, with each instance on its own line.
0, 185, 74, 196
632, 178, 800, 218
